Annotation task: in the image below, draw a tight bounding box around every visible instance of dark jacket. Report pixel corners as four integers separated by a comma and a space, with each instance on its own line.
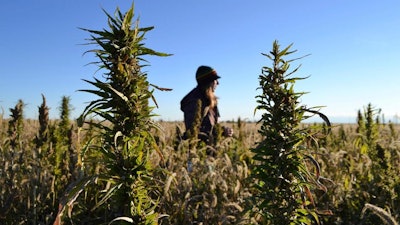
180, 86, 220, 142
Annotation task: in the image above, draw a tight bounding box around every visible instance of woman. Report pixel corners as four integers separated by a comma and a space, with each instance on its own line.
180, 65, 233, 146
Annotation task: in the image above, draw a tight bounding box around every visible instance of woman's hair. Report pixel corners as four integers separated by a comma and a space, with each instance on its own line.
200, 81, 218, 109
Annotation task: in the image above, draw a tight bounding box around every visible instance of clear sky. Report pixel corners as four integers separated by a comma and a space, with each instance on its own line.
1, 1, 399, 123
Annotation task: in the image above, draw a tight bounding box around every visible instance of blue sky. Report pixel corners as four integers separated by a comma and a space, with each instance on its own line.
1, 1, 399, 123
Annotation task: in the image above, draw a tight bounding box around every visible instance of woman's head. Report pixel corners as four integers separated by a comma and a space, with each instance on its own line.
195, 65, 220, 86
196, 65, 220, 108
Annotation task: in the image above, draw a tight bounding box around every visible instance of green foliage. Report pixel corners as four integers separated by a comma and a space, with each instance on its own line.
34, 94, 50, 149
7, 99, 24, 149
51, 96, 76, 214
335, 103, 400, 224
0, 96, 70, 225
388, 121, 398, 140
186, 99, 202, 144
58, 96, 71, 139
249, 40, 330, 225
54, 96, 73, 174
57, 3, 171, 224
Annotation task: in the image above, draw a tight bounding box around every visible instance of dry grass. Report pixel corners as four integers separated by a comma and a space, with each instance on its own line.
1, 119, 400, 224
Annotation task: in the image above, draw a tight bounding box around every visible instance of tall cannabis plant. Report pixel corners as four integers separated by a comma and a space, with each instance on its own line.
250, 41, 330, 225
34, 94, 49, 150
56, 3, 171, 225
355, 103, 381, 154
7, 99, 24, 149
51, 96, 74, 209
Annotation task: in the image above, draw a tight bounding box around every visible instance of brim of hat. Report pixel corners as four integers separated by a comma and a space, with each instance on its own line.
198, 75, 220, 85
210, 75, 221, 82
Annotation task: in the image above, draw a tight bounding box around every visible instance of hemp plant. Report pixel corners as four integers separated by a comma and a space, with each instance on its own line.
250, 41, 331, 225
7, 99, 24, 149
34, 94, 49, 150
55, 3, 171, 224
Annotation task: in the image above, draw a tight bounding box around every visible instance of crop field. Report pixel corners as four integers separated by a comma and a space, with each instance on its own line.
2, 112, 400, 225
1, 3, 400, 225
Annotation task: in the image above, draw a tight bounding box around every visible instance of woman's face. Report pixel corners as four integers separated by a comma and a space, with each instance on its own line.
212, 79, 219, 92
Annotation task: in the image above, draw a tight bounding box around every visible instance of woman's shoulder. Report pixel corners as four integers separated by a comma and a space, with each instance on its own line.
181, 87, 204, 110
182, 87, 202, 100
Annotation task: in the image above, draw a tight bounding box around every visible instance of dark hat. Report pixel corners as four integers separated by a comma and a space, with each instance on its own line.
196, 65, 221, 85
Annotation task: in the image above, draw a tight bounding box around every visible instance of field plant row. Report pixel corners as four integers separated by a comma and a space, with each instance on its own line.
1, 3, 400, 225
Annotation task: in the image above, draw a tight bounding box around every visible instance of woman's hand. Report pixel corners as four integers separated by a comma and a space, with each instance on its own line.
223, 126, 234, 137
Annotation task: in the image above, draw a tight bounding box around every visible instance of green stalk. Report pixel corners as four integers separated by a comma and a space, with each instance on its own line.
56, 3, 171, 224
249, 40, 330, 225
